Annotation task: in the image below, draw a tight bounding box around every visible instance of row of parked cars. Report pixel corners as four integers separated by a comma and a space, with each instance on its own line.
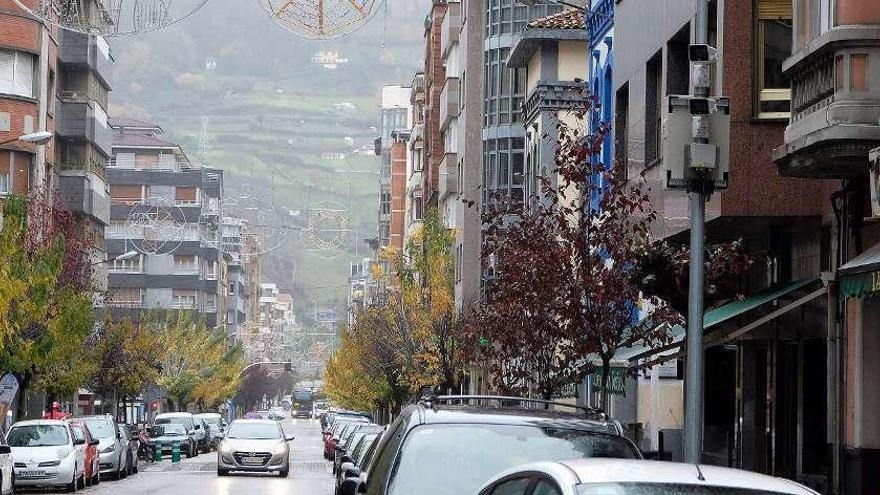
320, 396, 821, 495
0, 415, 141, 493
152, 411, 226, 457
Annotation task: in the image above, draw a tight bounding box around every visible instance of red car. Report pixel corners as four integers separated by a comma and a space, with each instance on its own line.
68, 420, 101, 487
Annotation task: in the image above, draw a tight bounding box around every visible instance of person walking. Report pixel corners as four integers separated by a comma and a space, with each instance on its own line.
42, 401, 70, 420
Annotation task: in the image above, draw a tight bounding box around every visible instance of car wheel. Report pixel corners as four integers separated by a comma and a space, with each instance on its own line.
66, 472, 77, 492
217, 468, 229, 477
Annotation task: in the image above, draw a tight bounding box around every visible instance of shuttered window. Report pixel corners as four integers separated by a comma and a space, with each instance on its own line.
175, 186, 197, 204
0, 50, 35, 98
757, 0, 793, 119
110, 185, 143, 204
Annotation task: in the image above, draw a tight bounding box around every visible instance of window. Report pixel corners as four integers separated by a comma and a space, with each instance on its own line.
172, 289, 197, 309
614, 84, 629, 177
532, 479, 562, 495
0, 171, 9, 195
107, 221, 133, 238
110, 185, 143, 205
205, 260, 218, 279
205, 294, 217, 311
455, 244, 463, 282
107, 288, 143, 308
173, 255, 197, 272
380, 191, 391, 215
851, 54, 869, 91
47, 69, 56, 116
757, 0, 793, 118
836, 0, 880, 26
644, 51, 663, 166
175, 186, 198, 205
413, 196, 424, 221
490, 478, 532, 495
0, 50, 35, 98
229, 282, 236, 296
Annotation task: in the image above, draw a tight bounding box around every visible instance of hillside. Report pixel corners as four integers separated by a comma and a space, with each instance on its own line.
109, 0, 429, 315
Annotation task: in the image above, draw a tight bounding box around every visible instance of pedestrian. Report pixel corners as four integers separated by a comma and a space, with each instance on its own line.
42, 401, 70, 420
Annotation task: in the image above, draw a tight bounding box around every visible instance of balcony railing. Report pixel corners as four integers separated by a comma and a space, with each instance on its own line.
790, 54, 834, 123
522, 81, 589, 124
440, 77, 461, 131
586, 0, 613, 46
439, 152, 458, 199
108, 156, 200, 171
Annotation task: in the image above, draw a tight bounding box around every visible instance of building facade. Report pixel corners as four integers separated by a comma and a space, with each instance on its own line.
105, 118, 226, 329
772, 1, 880, 493
377, 85, 411, 248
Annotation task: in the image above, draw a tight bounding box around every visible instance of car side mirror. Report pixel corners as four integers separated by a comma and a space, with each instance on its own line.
285, 435, 295, 442
0, 445, 11, 454
90, 439, 100, 446
74, 438, 85, 446
341, 455, 352, 464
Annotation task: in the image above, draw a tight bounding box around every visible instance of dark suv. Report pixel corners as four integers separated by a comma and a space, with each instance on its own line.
339, 395, 641, 495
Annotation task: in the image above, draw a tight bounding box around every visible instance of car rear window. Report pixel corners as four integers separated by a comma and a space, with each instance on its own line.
83, 419, 116, 439
388, 424, 640, 495
577, 484, 808, 495
156, 416, 194, 430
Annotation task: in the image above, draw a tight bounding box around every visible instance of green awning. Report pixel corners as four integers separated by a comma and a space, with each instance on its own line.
624, 277, 820, 364
839, 242, 880, 299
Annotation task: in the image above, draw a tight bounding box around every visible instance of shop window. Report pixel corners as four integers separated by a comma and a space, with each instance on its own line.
757, 0, 793, 119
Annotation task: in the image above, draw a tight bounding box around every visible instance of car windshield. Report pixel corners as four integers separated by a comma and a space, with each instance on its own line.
577, 484, 807, 495
156, 417, 194, 430
200, 416, 221, 426
83, 419, 115, 439
7, 425, 69, 447
388, 424, 640, 495
151, 424, 187, 437
226, 423, 280, 440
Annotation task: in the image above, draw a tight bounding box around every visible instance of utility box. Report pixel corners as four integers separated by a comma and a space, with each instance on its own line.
662, 95, 730, 191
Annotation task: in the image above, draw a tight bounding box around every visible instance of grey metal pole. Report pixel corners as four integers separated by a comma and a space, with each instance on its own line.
684, 0, 709, 464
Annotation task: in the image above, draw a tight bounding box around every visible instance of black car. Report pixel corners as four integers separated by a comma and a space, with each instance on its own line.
335, 431, 382, 494
333, 424, 384, 475
338, 395, 641, 495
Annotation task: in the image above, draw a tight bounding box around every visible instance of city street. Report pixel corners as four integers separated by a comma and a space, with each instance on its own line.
78, 418, 332, 495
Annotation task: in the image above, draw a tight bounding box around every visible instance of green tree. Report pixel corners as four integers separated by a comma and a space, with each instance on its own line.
0, 195, 97, 417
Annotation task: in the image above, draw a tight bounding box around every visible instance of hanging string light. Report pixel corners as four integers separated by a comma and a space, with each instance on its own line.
11, 0, 211, 37
256, 0, 384, 40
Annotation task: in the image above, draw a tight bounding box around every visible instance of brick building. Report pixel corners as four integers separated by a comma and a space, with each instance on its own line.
422, 0, 448, 206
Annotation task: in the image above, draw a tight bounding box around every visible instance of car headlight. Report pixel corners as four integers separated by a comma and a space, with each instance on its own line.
57, 448, 71, 460
272, 442, 288, 455
219, 441, 233, 453
100, 444, 116, 454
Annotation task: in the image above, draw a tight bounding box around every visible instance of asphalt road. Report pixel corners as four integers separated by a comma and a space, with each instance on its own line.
76, 418, 333, 495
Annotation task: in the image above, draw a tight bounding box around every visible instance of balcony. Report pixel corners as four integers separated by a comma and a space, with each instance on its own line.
56, 99, 112, 156
440, 77, 461, 131
57, 30, 113, 86
56, 171, 110, 225
522, 81, 589, 125
439, 152, 458, 199
586, 0, 613, 45
441, 2, 461, 58
775, 28, 880, 178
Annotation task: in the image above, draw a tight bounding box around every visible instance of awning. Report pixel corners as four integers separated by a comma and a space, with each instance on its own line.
839, 242, 880, 299
625, 277, 823, 365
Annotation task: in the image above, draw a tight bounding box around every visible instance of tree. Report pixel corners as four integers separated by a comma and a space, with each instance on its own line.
89, 318, 164, 417
0, 194, 97, 417
323, 330, 386, 412
468, 107, 682, 406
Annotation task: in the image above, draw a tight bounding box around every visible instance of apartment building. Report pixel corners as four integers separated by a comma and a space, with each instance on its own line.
105, 117, 226, 329
771, 2, 880, 493
221, 216, 252, 341
407, 71, 426, 241
613, 0, 833, 489
377, 85, 411, 248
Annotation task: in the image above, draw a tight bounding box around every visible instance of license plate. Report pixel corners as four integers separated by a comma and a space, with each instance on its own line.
242, 456, 262, 464
19, 470, 46, 478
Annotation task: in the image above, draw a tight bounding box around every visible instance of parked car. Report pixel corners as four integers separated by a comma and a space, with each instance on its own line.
333, 424, 384, 475
79, 415, 127, 480
117, 424, 139, 475
68, 420, 101, 486
154, 412, 201, 457
195, 413, 226, 450
216, 419, 295, 477
336, 431, 382, 494
193, 416, 212, 453
337, 395, 640, 495
476, 459, 821, 495
7, 419, 86, 491
324, 415, 370, 460
149, 423, 196, 458
0, 430, 14, 494
269, 406, 287, 420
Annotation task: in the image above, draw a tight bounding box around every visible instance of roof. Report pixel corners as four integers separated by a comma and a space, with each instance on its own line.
561, 459, 817, 494
155, 412, 194, 417
11, 419, 68, 426
507, 9, 588, 68
840, 241, 880, 276
112, 133, 179, 149
230, 419, 277, 425
527, 8, 585, 30
108, 116, 161, 131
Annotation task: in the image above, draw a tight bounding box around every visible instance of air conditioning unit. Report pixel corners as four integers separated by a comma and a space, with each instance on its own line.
869, 146, 880, 217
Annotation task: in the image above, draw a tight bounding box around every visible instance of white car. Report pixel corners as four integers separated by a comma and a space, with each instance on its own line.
476, 459, 820, 495
7, 420, 85, 491
0, 435, 13, 494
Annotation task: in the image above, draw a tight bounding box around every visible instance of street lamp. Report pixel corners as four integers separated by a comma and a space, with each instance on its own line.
0, 131, 54, 147
92, 250, 139, 266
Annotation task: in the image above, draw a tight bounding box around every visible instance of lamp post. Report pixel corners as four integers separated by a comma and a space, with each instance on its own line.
0, 131, 54, 147
92, 250, 140, 266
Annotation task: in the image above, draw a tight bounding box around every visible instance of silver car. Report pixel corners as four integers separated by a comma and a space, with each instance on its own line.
216, 420, 294, 477
80, 415, 126, 480
7, 420, 86, 490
